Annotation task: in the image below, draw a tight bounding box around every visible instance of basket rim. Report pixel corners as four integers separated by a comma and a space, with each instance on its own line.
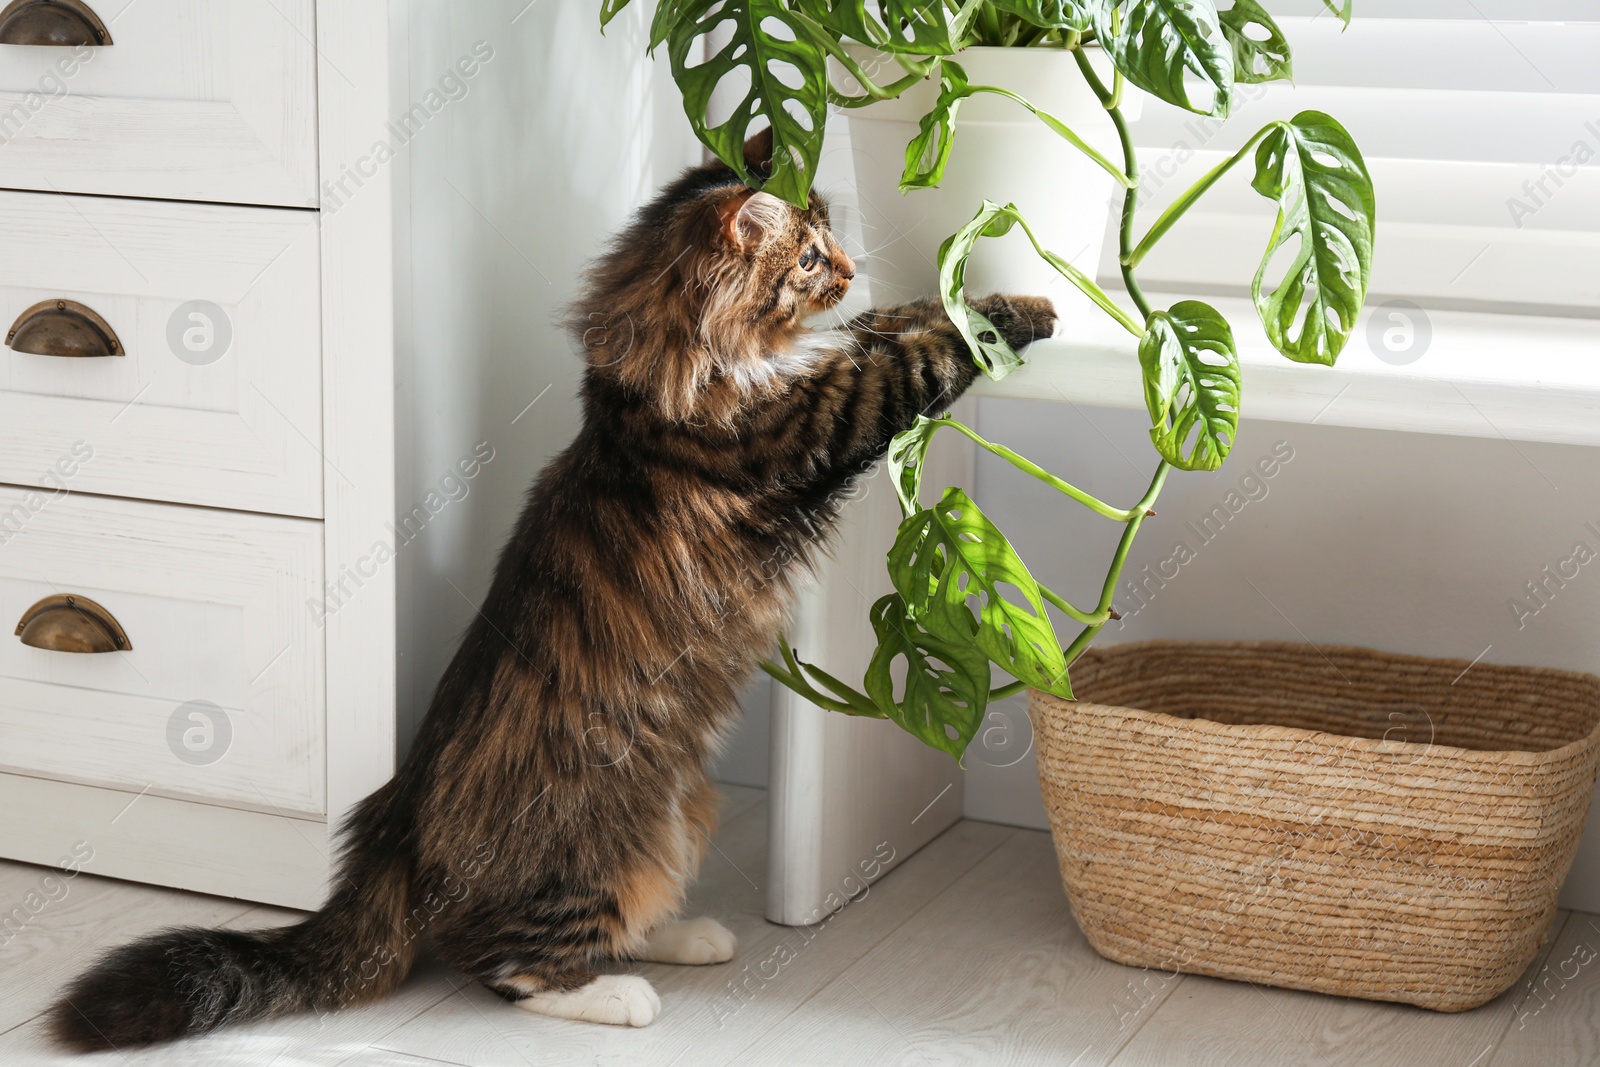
1035, 639, 1600, 764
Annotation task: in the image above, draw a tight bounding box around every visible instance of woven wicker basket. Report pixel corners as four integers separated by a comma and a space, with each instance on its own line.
1030, 640, 1600, 1012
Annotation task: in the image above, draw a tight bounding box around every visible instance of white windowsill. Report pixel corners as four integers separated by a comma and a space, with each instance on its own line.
972, 294, 1600, 448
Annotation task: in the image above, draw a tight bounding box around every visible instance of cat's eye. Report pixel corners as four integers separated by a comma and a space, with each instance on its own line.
798, 248, 821, 270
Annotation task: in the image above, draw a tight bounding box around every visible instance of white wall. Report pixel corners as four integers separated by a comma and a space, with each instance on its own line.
395, 2, 700, 746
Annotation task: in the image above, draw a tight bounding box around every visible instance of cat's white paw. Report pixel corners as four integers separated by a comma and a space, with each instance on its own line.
514, 974, 660, 1027
638, 916, 738, 965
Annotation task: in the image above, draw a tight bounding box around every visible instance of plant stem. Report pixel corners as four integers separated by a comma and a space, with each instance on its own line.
1014, 23, 1049, 47
975, 4, 1003, 45
760, 659, 862, 713
1073, 46, 1113, 106
928, 418, 1136, 520
1006, 209, 1145, 336
1055, 64, 1173, 668
1039, 583, 1102, 626
821, 36, 938, 108
965, 85, 1134, 188
989, 679, 1029, 700
1109, 106, 1152, 320
1061, 461, 1170, 665
1074, 48, 1151, 322
762, 635, 882, 717
1125, 123, 1278, 268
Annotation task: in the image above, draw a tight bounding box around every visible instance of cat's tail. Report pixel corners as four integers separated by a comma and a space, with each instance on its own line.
48, 779, 417, 1052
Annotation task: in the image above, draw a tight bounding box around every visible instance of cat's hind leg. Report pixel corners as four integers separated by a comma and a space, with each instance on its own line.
636, 916, 737, 965
451, 934, 662, 1023
435, 883, 664, 1028
498, 972, 661, 1027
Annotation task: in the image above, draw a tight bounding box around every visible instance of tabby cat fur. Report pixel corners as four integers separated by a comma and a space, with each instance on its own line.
49, 129, 1056, 1049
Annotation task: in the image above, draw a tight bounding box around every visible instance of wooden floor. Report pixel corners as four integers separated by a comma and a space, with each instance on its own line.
1, 785, 1595, 1066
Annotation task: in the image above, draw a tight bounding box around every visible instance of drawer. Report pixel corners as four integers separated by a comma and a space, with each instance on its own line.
0, 0, 317, 206
0, 189, 323, 517
0, 488, 325, 815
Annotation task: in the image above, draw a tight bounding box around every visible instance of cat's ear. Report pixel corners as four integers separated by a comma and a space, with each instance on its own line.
743, 127, 773, 175
716, 189, 786, 251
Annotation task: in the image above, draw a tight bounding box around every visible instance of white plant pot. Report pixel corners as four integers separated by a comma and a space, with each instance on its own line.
841, 46, 1139, 317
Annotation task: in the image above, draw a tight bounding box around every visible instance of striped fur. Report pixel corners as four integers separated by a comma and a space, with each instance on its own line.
48, 132, 1056, 1051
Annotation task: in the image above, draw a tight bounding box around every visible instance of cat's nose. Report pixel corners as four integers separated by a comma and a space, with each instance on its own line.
836, 253, 856, 280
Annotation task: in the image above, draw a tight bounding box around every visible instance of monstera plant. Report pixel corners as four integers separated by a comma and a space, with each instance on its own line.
599, 0, 1375, 759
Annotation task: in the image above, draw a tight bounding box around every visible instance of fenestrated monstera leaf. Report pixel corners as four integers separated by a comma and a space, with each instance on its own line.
901, 60, 974, 192
798, 0, 964, 54
1219, 0, 1292, 84
1251, 111, 1375, 365
988, 0, 1093, 31
887, 415, 942, 516
889, 488, 1072, 697
936, 203, 1029, 379
664, 0, 832, 206
865, 593, 992, 759
938, 201, 1142, 379
1092, 0, 1234, 117
1138, 300, 1240, 471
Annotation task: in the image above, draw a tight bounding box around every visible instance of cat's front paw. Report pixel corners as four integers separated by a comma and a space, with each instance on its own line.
972, 294, 1058, 351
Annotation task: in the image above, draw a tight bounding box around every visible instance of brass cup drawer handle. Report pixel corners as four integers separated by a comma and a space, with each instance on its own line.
15, 594, 131, 653
6, 299, 123, 358
0, 0, 112, 46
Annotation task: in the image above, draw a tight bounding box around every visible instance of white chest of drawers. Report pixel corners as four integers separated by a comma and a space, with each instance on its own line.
0, 0, 403, 909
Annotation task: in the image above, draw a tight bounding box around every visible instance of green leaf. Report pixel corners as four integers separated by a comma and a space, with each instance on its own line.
939, 202, 1145, 372
1092, 0, 1234, 117
889, 489, 1072, 696
599, 0, 634, 30
763, 633, 887, 717
901, 61, 973, 191
665, 0, 833, 207
798, 0, 960, 54
902, 63, 1129, 192
649, 0, 689, 51
887, 416, 942, 516
1251, 111, 1375, 365
1219, 0, 1292, 84
865, 594, 991, 759
1320, 0, 1352, 27
937, 203, 1028, 379
988, 0, 1093, 31
1138, 300, 1240, 471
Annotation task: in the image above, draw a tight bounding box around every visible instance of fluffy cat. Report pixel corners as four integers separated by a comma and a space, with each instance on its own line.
49, 130, 1055, 1049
